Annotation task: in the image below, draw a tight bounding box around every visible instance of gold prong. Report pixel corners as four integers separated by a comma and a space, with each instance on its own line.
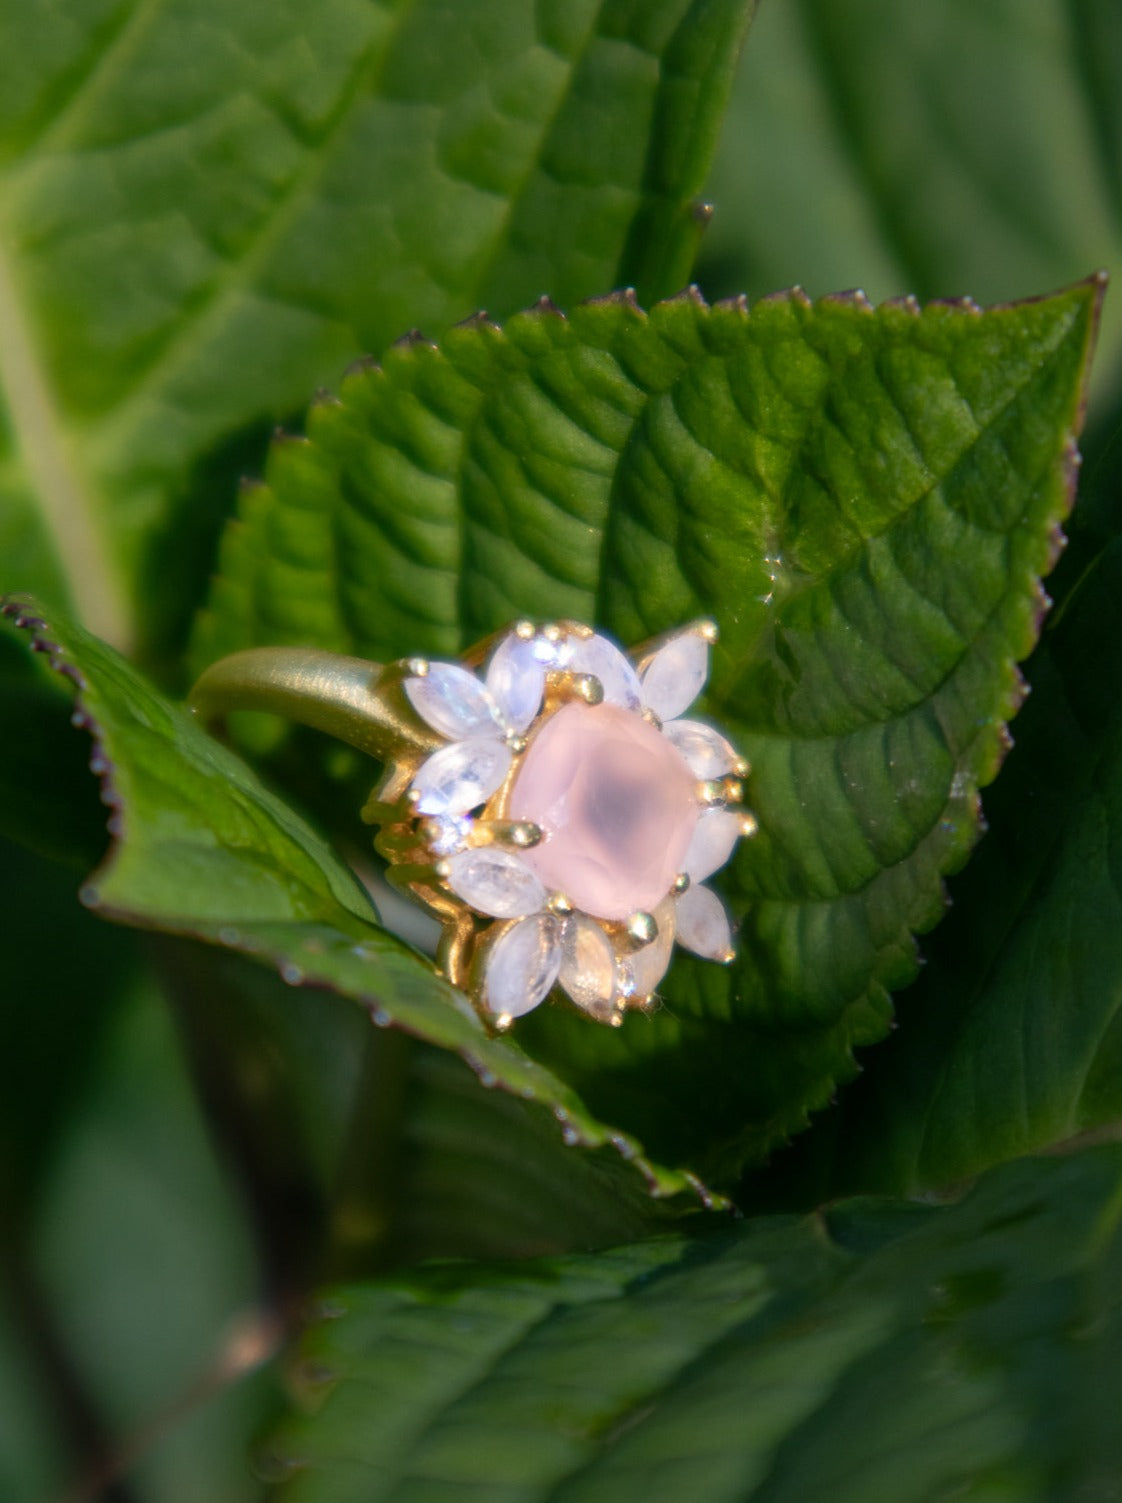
543, 623, 563, 643
493, 1013, 514, 1032
625, 911, 657, 946
722, 777, 744, 805
672, 872, 690, 895
547, 892, 574, 916
609, 1011, 625, 1028
475, 819, 543, 850
506, 734, 528, 754
433, 858, 451, 880
697, 779, 723, 806
733, 756, 751, 778
546, 669, 604, 707
403, 657, 429, 677
719, 947, 736, 965
695, 619, 719, 644
739, 812, 759, 838
514, 620, 536, 640
640, 705, 662, 730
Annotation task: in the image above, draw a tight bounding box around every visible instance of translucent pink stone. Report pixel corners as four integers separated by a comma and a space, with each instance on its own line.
509, 703, 699, 920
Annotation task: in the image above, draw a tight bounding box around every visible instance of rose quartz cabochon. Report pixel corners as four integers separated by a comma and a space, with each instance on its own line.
509, 703, 699, 919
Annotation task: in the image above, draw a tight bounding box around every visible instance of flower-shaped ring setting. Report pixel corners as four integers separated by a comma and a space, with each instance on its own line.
189, 621, 755, 1030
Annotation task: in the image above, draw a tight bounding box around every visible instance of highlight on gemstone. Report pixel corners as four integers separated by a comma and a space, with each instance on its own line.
382, 619, 754, 1029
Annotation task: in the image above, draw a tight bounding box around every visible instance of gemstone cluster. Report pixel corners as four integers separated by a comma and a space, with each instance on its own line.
369, 621, 755, 1029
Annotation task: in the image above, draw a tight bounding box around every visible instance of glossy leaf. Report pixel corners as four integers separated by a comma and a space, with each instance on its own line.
0, 600, 708, 1204
0, 0, 754, 655
192, 281, 1101, 1182
266, 1142, 1122, 1502
748, 501, 1122, 1201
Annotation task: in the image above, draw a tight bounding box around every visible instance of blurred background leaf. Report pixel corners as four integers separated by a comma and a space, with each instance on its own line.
0, 0, 755, 665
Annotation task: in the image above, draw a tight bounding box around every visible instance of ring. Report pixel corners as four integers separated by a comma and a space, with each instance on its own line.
189, 621, 755, 1030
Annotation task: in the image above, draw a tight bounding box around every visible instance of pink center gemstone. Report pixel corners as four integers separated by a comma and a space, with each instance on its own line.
508, 702, 699, 920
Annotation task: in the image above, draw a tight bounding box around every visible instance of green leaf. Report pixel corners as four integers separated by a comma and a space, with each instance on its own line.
0, 599, 707, 1204
698, 0, 1122, 403
746, 495, 1122, 1203
0, 0, 754, 655
264, 1142, 1122, 1501
191, 281, 1101, 1183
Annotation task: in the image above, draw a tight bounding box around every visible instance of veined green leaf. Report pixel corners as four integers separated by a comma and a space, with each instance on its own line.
265, 1142, 1122, 1502
191, 281, 1101, 1182
748, 496, 1122, 1201
0, 0, 755, 654
0, 599, 708, 1204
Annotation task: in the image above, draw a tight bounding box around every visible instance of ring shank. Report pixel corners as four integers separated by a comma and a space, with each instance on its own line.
188, 647, 439, 762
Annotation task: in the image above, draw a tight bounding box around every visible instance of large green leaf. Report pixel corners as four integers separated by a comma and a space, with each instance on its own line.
265, 1141, 1122, 1502
0, 0, 754, 656
191, 282, 1100, 1182
0, 599, 707, 1203
698, 0, 1122, 401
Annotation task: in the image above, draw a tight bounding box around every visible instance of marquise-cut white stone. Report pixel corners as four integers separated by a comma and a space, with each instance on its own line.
567, 632, 641, 710
484, 913, 561, 1017
640, 632, 708, 721
624, 895, 676, 998
675, 882, 733, 960
446, 847, 546, 918
411, 737, 512, 815
663, 718, 738, 780
405, 663, 504, 741
683, 808, 742, 883
558, 914, 618, 1018
485, 633, 547, 733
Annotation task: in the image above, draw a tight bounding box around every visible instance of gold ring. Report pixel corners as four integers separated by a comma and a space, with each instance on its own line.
189, 621, 755, 1030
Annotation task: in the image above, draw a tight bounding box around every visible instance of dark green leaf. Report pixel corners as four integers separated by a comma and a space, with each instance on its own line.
191, 281, 1101, 1181
0, 0, 754, 656
746, 488, 1122, 1201
0, 600, 706, 1203
265, 1142, 1122, 1502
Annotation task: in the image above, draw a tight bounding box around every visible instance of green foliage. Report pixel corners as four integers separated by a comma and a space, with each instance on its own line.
0, 601, 701, 1200
267, 1142, 1122, 1502
0, 0, 752, 658
1, 0, 1121, 1498
191, 280, 1099, 1181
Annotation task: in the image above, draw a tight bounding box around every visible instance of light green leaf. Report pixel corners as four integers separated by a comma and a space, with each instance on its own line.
264, 1142, 1122, 1502
191, 281, 1101, 1182
0, 0, 754, 655
0, 599, 707, 1203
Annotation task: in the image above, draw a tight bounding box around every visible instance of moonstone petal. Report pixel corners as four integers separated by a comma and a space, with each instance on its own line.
567, 633, 642, 709
558, 914, 618, 1018
663, 718, 738, 780
411, 737, 512, 815
675, 882, 733, 960
640, 632, 709, 721
485, 633, 547, 732
483, 914, 561, 1018
406, 663, 503, 740
446, 848, 546, 918
509, 702, 699, 919
683, 808, 742, 882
